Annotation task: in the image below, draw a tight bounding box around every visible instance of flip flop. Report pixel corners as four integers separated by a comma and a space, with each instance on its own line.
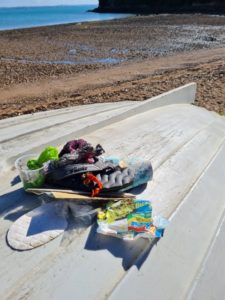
7, 202, 68, 251
105, 157, 153, 191
45, 156, 135, 192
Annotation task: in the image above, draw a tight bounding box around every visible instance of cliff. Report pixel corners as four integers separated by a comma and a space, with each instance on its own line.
94, 0, 225, 14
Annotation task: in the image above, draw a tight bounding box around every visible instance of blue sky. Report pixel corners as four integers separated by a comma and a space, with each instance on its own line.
0, 0, 98, 7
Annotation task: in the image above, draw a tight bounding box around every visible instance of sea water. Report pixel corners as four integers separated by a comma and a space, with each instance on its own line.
0, 5, 131, 31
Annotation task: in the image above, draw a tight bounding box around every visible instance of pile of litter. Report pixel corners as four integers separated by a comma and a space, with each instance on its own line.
7, 139, 168, 250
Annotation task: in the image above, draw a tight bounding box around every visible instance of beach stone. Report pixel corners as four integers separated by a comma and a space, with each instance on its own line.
203, 36, 216, 42
69, 49, 77, 55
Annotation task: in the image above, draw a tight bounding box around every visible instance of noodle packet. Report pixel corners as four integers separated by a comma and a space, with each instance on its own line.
97, 199, 168, 240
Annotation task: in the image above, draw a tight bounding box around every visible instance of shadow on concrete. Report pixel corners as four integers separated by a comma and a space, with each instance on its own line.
1, 188, 42, 221
84, 222, 153, 270
10, 175, 21, 187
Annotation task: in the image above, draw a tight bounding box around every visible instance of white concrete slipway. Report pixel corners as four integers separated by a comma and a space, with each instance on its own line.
1, 83, 225, 300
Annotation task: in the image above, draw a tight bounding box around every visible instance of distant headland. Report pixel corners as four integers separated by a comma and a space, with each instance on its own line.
93, 0, 225, 14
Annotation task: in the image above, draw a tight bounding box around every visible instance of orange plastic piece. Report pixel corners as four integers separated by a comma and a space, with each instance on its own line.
83, 172, 103, 197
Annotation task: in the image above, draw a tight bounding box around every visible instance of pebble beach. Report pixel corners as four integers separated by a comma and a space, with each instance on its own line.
0, 14, 225, 118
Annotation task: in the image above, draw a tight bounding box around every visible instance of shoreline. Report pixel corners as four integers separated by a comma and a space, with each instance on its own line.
0, 5, 132, 32
0, 14, 225, 119
0, 15, 132, 33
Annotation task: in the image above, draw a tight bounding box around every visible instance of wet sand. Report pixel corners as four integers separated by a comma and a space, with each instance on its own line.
0, 14, 225, 119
